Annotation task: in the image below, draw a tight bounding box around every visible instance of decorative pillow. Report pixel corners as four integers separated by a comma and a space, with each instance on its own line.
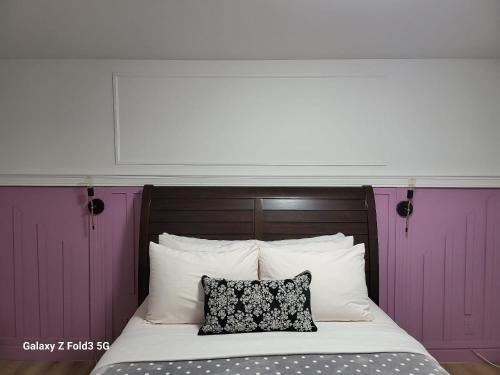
147, 242, 259, 324
199, 271, 317, 335
259, 243, 373, 322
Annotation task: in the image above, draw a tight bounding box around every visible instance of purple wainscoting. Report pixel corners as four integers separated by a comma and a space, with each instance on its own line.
375, 188, 500, 362
0, 187, 142, 360
0, 186, 499, 362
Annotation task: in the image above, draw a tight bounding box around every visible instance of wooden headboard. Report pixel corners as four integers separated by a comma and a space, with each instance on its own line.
138, 185, 379, 305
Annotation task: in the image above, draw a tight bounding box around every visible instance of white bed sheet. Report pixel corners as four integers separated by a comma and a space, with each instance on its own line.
92, 299, 431, 374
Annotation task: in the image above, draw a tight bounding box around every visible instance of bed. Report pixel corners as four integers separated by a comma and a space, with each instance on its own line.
92, 185, 448, 375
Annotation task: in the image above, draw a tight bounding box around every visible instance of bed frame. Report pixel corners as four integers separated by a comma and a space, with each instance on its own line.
138, 185, 379, 305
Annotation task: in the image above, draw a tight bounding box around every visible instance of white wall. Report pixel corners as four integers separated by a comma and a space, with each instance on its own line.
1, 59, 499, 187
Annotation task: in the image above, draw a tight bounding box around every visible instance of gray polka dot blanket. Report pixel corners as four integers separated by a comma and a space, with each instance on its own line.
95, 353, 449, 375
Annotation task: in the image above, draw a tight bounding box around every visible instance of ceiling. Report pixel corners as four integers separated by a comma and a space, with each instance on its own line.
1, 0, 499, 59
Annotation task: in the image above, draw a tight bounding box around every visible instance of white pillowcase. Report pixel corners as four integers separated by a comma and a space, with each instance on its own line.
158, 233, 252, 250
259, 242, 373, 322
265, 233, 347, 246
258, 235, 354, 252
158, 232, 349, 250
147, 241, 259, 324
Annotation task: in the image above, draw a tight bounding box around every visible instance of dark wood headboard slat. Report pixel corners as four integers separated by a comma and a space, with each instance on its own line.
263, 222, 368, 235
150, 187, 366, 199
151, 199, 254, 210
150, 210, 254, 222
150, 222, 254, 235
138, 185, 379, 306
264, 210, 368, 223
261, 199, 367, 211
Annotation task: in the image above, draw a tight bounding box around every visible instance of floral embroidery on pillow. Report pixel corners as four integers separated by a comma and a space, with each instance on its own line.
199, 271, 317, 335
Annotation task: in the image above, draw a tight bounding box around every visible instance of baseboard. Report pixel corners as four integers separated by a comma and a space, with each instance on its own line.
430, 348, 500, 363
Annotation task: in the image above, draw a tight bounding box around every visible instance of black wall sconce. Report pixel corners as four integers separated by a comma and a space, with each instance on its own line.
87, 186, 104, 230
397, 189, 414, 234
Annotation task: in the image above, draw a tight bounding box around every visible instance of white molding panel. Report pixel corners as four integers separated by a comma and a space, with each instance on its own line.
113, 72, 387, 167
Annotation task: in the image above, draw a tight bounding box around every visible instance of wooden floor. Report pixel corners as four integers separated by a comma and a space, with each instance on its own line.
0, 360, 499, 375
442, 363, 500, 375
0, 360, 96, 375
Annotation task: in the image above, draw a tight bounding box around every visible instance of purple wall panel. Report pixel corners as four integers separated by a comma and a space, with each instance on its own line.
0, 187, 141, 360
374, 188, 500, 362
0, 186, 499, 362
0, 204, 15, 339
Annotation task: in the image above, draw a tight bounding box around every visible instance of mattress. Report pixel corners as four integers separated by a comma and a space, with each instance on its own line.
92, 300, 448, 375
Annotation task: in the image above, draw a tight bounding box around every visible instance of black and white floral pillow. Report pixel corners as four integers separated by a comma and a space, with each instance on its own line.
199, 271, 317, 335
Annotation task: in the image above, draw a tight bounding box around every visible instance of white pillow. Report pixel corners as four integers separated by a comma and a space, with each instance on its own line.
259, 242, 372, 322
257, 235, 354, 252
158, 232, 253, 250
265, 233, 347, 246
158, 232, 349, 250
147, 241, 259, 324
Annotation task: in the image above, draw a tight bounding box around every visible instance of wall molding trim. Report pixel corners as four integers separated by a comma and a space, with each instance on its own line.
112, 72, 387, 167
1, 173, 500, 187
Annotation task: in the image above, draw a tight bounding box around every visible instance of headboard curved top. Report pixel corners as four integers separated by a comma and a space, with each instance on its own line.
138, 185, 379, 305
